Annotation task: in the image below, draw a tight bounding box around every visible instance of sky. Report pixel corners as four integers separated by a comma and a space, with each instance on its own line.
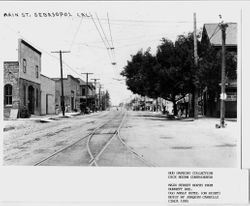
0, 1, 240, 105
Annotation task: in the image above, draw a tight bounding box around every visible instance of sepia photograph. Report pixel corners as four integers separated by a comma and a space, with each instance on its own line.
1, 1, 240, 168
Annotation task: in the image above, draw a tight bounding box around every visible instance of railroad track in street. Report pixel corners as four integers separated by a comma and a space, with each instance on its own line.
34, 110, 155, 167
87, 111, 156, 167
116, 115, 157, 167
34, 111, 117, 166
87, 111, 126, 166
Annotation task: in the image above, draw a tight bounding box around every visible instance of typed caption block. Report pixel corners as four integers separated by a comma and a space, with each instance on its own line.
166, 169, 248, 204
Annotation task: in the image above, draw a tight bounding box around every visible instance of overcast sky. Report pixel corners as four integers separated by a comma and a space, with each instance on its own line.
0, 1, 240, 105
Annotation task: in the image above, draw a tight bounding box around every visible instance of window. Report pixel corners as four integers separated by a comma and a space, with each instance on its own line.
82, 88, 86, 96
36, 88, 39, 108
23, 59, 27, 73
23, 85, 26, 106
35, 65, 39, 78
4, 84, 12, 106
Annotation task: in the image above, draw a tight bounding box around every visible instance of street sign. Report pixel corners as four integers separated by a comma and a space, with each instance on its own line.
220, 93, 227, 100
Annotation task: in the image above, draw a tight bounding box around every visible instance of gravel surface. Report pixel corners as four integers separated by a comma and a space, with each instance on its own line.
119, 111, 239, 168
3, 111, 109, 165
3, 110, 239, 167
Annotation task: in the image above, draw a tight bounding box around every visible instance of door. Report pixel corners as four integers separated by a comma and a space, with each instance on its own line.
46, 94, 49, 114
71, 91, 74, 111
28, 85, 34, 114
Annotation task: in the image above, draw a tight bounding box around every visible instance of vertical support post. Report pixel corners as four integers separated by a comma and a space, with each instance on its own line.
59, 51, 65, 116
86, 74, 89, 109
193, 12, 199, 119
81, 72, 93, 112
220, 23, 228, 128
91, 78, 100, 112
51, 50, 70, 116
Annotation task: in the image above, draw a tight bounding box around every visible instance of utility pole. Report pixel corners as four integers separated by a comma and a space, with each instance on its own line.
193, 12, 199, 119
51, 50, 70, 116
219, 22, 228, 128
91, 78, 100, 111
82, 73, 93, 111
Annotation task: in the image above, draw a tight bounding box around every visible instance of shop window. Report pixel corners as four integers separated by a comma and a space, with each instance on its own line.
23, 59, 27, 73
35, 65, 39, 78
23, 85, 26, 106
4, 84, 12, 106
36, 88, 39, 108
82, 88, 86, 96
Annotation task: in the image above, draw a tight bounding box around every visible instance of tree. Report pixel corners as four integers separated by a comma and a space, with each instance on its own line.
121, 35, 197, 115
121, 31, 237, 117
121, 48, 160, 99
101, 90, 111, 110
156, 34, 197, 115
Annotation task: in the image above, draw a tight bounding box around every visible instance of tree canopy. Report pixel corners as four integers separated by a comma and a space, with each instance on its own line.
121, 31, 237, 115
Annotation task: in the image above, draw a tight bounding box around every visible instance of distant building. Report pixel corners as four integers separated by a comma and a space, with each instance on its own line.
201, 22, 237, 118
78, 78, 96, 111
4, 39, 42, 118
40, 74, 56, 115
52, 75, 80, 113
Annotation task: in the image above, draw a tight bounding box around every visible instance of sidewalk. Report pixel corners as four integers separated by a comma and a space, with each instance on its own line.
3, 111, 105, 131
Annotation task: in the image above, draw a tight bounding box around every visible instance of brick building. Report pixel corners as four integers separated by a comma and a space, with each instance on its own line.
52, 75, 80, 113
4, 39, 42, 118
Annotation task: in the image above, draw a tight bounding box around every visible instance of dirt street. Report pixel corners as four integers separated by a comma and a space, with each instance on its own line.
3, 109, 239, 167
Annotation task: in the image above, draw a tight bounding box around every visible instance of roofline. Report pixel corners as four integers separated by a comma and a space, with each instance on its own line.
202, 24, 237, 46
212, 44, 237, 47
4, 61, 19, 64
204, 22, 237, 25
40, 74, 55, 80
51, 76, 80, 82
19, 39, 42, 55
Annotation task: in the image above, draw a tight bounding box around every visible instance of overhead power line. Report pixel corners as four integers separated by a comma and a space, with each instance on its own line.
3, 24, 85, 79
51, 50, 71, 116
95, 13, 112, 49
69, 16, 84, 50
90, 13, 113, 63
95, 12, 116, 65
209, 24, 220, 41
107, 12, 116, 65
90, 17, 197, 24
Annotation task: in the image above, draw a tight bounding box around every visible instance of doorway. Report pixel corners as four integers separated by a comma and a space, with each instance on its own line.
28, 85, 34, 114
71, 91, 74, 111
46, 94, 49, 114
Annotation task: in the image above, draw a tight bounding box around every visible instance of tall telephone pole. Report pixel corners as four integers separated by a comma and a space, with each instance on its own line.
51, 50, 70, 116
193, 12, 199, 119
219, 22, 228, 128
91, 78, 100, 111
81, 72, 93, 110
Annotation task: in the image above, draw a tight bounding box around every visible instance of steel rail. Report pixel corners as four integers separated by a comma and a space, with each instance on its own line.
116, 112, 157, 167
34, 112, 117, 166
88, 110, 156, 167
88, 111, 126, 166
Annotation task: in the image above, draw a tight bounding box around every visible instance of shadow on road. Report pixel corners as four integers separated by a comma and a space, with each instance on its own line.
135, 114, 194, 122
